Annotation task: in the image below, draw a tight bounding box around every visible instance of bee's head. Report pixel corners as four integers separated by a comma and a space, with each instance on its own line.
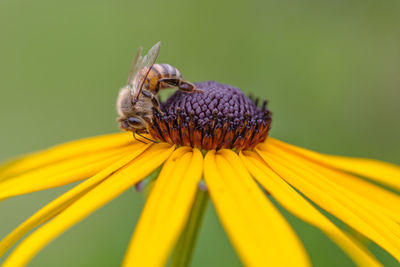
119, 116, 147, 132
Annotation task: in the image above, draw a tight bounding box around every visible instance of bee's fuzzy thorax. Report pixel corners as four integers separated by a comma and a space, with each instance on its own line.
148, 81, 272, 151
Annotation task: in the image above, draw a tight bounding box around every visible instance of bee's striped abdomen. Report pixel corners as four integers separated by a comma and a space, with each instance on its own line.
155, 63, 182, 79
143, 63, 182, 92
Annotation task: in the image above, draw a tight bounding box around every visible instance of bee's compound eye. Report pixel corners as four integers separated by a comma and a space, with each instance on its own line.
127, 117, 142, 126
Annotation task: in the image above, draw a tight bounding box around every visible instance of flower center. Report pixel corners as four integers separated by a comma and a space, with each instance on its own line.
148, 81, 272, 151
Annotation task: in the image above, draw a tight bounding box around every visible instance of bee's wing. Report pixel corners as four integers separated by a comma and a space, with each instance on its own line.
132, 41, 161, 101
126, 46, 143, 88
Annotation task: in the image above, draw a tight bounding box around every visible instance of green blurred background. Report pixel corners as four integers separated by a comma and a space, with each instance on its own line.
1, 0, 399, 266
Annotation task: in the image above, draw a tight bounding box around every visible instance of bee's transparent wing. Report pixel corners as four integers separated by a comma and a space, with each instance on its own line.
126, 46, 143, 88
132, 41, 161, 101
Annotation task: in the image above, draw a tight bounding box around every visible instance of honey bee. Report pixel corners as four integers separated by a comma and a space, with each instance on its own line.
116, 41, 202, 141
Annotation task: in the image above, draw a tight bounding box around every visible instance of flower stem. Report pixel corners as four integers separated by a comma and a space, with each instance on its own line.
171, 188, 209, 267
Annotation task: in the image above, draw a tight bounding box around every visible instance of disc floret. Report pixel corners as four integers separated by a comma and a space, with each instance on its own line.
148, 81, 271, 151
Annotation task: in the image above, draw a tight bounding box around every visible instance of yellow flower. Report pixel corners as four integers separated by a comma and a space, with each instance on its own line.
1, 81, 399, 267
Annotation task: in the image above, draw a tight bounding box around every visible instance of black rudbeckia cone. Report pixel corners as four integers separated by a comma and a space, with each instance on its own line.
149, 81, 271, 151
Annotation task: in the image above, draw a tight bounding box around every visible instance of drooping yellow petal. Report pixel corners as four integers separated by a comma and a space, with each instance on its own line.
266, 138, 400, 191
2, 143, 174, 267
123, 147, 203, 267
240, 150, 382, 267
0, 144, 142, 200
295, 154, 400, 223
0, 132, 134, 179
262, 144, 400, 238
267, 139, 400, 222
204, 149, 310, 267
0, 143, 150, 257
256, 145, 400, 262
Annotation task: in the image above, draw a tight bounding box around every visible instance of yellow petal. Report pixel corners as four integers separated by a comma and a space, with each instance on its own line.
204, 149, 310, 267
261, 144, 400, 237
0, 144, 142, 199
123, 147, 203, 267
266, 138, 400, 191
267, 139, 400, 222
2, 143, 174, 267
0, 143, 150, 257
256, 145, 400, 261
240, 150, 382, 267
0, 132, 134, 179
297, 155, 400, 223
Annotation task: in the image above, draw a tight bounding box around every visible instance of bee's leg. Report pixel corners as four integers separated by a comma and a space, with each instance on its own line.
149, 95, 164, 115
158, 78, 180, 88
179, 80, 204, 93
141, 90, 165, 115
159, 78, 204, 94
133, 131, 147, 144
141, 89, 154, 99
135, 131, 157, 143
